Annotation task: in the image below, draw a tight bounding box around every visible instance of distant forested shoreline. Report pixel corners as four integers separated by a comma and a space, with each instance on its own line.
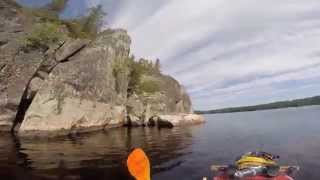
196, 96, 320, 114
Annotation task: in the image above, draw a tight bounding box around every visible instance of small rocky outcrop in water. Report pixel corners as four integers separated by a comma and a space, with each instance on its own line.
0, 0, 204, 136
149, 114, 205, 128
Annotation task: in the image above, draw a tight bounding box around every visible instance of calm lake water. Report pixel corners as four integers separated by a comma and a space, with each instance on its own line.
1, 106, 320, 180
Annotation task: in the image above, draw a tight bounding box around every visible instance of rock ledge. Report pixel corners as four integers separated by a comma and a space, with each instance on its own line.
150, 114, 205, 128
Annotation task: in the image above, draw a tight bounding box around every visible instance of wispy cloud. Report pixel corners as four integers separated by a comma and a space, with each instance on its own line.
19, 0, 320, 110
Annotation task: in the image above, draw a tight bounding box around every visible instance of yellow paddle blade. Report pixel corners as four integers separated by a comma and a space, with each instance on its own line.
127, 148, 151, 180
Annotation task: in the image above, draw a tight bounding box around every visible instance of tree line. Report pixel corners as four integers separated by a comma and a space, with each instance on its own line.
196, 96, 320, 114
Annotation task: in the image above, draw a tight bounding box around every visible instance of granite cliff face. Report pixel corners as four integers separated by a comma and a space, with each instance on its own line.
0, 0, 204, 136
19, 30, 130, 135
0, 0, 36, 131
126, 74, 193, 126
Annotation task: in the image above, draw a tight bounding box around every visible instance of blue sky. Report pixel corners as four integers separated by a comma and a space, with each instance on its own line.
18, 0, 320, 110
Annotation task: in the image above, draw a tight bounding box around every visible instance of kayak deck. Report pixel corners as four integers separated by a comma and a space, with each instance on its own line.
210, 165, 299, 180
211, 165, 300, 173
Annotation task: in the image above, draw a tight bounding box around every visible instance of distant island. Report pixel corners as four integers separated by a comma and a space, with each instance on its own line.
196, 96, 320, 114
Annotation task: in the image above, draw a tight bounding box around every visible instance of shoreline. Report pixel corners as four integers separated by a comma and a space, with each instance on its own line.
197, 104, 320, 115
16, 113, 205, 138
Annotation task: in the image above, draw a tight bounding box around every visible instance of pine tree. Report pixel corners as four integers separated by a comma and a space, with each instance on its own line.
155, 58, 161, 73
82, 5, 106, 36
47, 0, 69, 13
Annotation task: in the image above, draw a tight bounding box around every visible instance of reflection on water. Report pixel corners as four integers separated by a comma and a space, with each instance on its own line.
1, 106, 320, 180
0, 127, 197, 180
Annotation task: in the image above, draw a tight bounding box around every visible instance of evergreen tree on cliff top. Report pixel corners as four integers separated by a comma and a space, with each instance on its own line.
82, 5, 106, 37
155, 59, 161, 73
46, 0, 69, 13
27, 0, 106, 39
22, 0, 107, 50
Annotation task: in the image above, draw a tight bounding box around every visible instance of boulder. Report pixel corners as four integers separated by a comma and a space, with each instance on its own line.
105, 106, 126, 128
26, 77, 43, 100
126, 93, 145, 126
127, 114, 144, 126
153, 114, 205, 128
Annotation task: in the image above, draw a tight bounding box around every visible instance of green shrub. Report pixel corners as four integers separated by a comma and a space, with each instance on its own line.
128, 60, 146, 93
81, 5, 106, 38
22, 2, 106, 39
113, 58, 130, 76
60, 5, 106, 39
23, 22, 65, 50
22, 0, 67, 22
138, 80, 160, 94
127, 58, 162, 94
47, 0, 68, 12
63, 20, 89, 38
23, 8, 60, 23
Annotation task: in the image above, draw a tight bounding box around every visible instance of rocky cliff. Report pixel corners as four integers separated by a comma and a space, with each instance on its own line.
0, 0, 34, 131
0, 0, 203, 136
